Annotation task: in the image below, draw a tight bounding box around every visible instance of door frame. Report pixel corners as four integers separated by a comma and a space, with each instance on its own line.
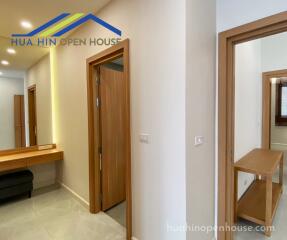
28, 84, 37, 146
218, 12, 287, 240
262, 69, 287, 149
86, 39, 132, 239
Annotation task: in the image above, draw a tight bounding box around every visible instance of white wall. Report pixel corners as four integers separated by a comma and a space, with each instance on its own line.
217, 0, 287, 32
186, 0, 216, 239
52, 0, 186, 239
262, 32, 287, 72
0, 77, 24, 150
0, 70, 25, 79
234, 40, 262, 199
25, 54, 55, 189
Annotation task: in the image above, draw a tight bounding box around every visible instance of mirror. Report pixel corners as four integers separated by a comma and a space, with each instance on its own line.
0, 37, 51, 150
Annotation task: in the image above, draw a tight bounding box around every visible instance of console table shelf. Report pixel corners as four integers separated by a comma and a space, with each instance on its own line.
237, 180, 282, 225
234, 148, 284, 237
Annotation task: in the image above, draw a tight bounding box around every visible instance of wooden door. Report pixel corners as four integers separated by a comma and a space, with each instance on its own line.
28, 86, 37, 146
14, 95, 26, 148
99, 65, 127, 211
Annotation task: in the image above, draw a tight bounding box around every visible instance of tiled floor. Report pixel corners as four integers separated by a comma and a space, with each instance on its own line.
0, 186, 126, 240
234, 169, 287, 240
106, 201, 126, 227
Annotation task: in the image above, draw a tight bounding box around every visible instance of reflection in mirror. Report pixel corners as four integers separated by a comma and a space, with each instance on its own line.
0, 36, 51, 150
234, 31, 287, 239
0, 70, 25, 149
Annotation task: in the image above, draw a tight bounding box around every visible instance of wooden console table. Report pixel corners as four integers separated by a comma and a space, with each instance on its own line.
234, 148, 284, 237
0, 144, 63, 172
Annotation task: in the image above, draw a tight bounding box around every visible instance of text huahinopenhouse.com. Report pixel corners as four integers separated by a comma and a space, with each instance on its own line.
166, 223, 275, 234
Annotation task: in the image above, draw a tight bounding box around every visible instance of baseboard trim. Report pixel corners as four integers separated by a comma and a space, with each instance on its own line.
57, 181, 89, 209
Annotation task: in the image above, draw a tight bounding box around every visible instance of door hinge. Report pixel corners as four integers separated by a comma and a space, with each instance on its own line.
99, 153, 102, 171
96, 97, 100, 107
99, 146, 102, 171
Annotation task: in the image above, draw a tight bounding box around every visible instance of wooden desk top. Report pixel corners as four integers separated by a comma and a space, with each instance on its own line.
0, 148, 63, 172
0, 149, 62, 162
234, 148, 283, 176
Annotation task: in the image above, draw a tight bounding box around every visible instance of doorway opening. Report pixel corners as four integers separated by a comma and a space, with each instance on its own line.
28, 85, 37, 146
218, 12, 287, 240
86, 39, 131, 240
262, 70, 287, 149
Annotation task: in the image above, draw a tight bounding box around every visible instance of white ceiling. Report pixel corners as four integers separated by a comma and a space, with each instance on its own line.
0, 37, 49, 71
0, 0, 112, 74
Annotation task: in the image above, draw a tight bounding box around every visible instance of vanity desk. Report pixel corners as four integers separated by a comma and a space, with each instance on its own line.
0, 144, 63, 172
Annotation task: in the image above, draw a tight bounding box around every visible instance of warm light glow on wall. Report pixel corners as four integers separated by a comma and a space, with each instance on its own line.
50, 47, 57, 143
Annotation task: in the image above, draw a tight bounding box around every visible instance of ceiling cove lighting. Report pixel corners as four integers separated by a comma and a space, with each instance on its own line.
1, 60, 9, 65
7, 48, 16, 54
21, 21, 33, 29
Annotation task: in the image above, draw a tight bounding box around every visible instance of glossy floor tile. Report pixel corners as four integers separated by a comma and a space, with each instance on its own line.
0, 186, 126, 240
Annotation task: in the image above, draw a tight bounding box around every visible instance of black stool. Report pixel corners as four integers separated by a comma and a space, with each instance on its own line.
0, 170, 33, 201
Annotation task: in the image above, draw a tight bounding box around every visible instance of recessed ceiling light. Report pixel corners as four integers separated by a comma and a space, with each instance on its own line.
7, 48, 16, 54
1, 60, 9, 66
21, 21, 32, 29
0, 72, 3, 75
